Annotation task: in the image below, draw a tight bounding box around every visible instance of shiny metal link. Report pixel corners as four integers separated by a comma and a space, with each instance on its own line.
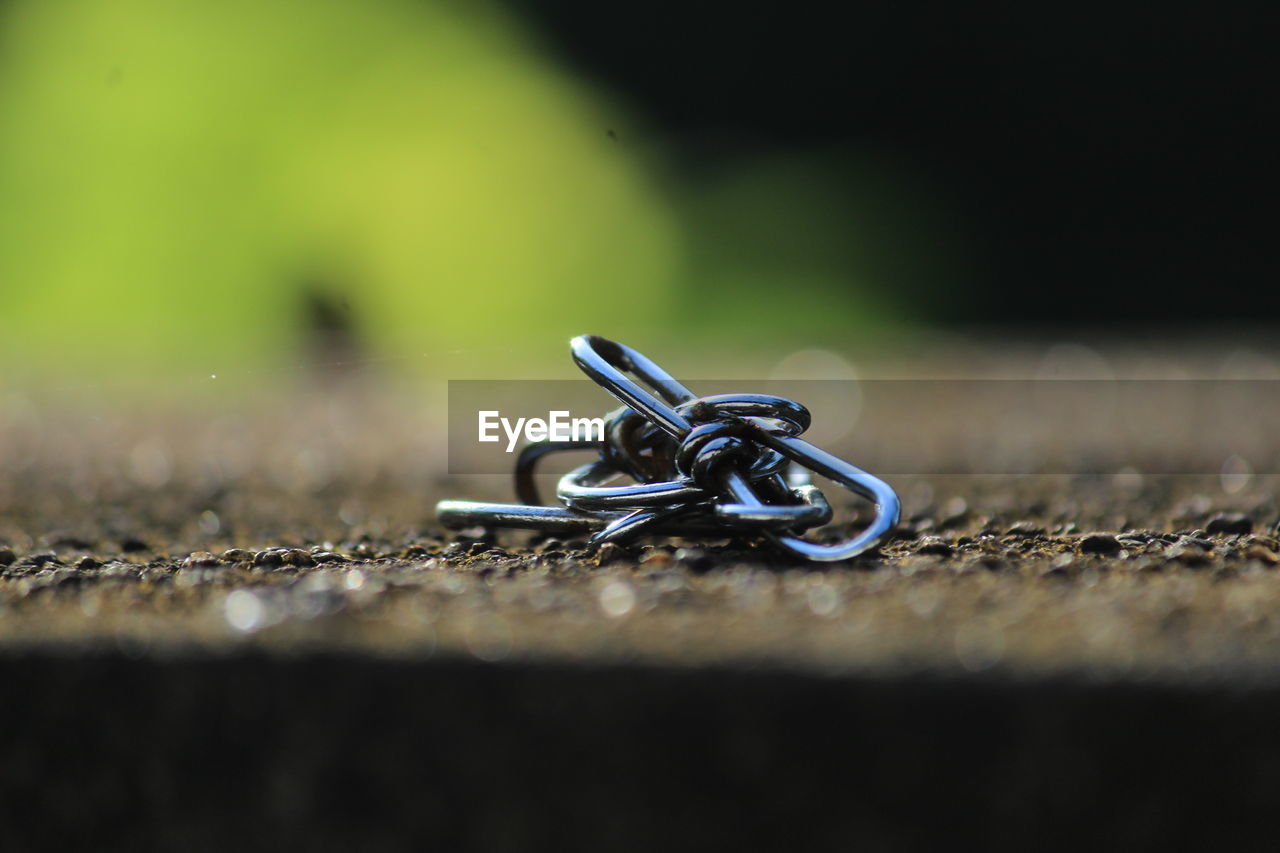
436, 335, 900, 562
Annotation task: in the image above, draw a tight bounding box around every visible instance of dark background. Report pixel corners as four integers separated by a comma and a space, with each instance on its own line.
511, 1, 1276, 326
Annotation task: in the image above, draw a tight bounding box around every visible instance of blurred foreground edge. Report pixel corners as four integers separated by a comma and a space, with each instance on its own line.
1, 649, 1277, 852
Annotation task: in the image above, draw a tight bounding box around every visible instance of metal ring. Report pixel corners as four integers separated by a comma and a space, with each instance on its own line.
514, 439, 599, 507
570, 335, 695, 438
714, 436, 900, 561
557, 460, 706, 510
564, 463, 833, 538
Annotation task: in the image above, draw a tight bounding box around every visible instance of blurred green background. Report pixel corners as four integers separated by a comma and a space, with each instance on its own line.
0, 0, 953, 387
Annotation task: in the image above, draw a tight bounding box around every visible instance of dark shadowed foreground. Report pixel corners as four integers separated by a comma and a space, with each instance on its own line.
3, 365, 1280, 850
7, 652, 1280, 852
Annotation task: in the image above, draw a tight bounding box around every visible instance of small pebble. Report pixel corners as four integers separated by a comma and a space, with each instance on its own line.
917, 537, 954, 556
442, 541, 469, 559
1079, 533, 1122, 556
640, 550, 674, 569
252, 549, 285, 568
120, 537, 149, 553
221, 548, 254, 563
1167, 545, 1211, 567
284, 548, 316, 567
1206, 513, 1252, 536
674, 548, 713, 572
0, 547, 15, 566
183, 551, 220, 569
1006, 522, 1044, 537
594, 542, 629, 566
75, 556, 100, 570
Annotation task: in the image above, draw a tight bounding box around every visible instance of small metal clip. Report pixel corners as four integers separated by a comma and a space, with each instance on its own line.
436, 335, 899, 562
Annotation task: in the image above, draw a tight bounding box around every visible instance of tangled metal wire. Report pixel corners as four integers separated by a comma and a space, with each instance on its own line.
436, 335, 899, 562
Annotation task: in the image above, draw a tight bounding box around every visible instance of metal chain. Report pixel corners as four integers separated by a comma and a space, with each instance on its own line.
436, 335, 900, 562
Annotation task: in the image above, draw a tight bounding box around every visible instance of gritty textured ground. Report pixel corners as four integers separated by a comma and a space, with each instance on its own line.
2, 384, 1279, 681
5, 354, 1280, 851
5, 500, 1277, 680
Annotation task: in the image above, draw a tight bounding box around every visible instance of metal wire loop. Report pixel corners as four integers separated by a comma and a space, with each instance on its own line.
436, 335, 900, 562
